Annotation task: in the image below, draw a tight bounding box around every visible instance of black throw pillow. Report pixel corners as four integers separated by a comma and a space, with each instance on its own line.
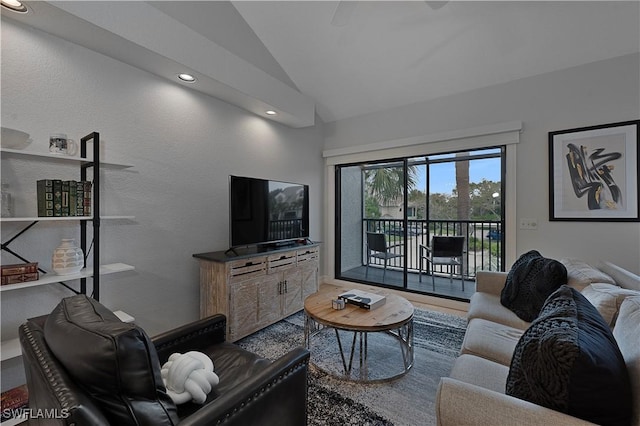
500, 250, 567, 321
44, 295, 179, 426
506, 285, 632, 426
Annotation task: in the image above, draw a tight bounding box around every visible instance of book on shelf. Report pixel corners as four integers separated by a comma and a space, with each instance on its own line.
36, 179, 53, 217
52, 179, 62, 216
66, 180, 77, 218
1, 262, 39, 285
36, 180, 92, 217
75, 181, 83, 216
338, 289, 387, 310
61, 180, 70, 216
0, 384, 28, 422
82, 181, 92, 216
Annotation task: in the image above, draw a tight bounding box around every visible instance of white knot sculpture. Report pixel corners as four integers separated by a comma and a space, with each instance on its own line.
161, 351, 220, 404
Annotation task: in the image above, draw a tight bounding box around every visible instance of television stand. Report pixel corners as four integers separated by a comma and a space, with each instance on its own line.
193, 243, 320, 341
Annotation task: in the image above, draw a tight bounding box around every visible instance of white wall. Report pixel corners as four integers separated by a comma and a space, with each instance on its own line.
324, 53, 640, 273
0, 18, 324, 389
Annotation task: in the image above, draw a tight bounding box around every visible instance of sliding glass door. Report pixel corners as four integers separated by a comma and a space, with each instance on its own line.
337, 160, 407, 289
335, 147, 505, 301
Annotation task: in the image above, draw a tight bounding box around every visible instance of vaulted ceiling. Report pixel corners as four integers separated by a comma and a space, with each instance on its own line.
3, 1, 639, 128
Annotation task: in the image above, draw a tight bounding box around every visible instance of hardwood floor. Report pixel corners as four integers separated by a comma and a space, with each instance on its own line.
334, 265, 472, 318
319, 278, 469, 319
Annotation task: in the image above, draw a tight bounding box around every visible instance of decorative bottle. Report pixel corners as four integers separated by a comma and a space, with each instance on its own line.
52, 239, 84, 275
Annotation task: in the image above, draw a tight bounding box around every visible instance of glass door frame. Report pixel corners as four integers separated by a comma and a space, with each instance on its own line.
334, 146, 506, 300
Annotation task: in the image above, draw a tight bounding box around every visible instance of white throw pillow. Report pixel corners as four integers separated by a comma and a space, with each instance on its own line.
560, 258, 616, 291
582, 283, 640, 328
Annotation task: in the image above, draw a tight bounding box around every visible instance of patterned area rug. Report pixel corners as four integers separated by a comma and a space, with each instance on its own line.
237, 308, 467, 426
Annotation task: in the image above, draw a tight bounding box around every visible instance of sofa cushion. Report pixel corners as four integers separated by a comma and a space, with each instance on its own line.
44, 295, 179, 426
597, 261, 640, 291
501, 250, 567, 322
560, 258, 616, 290
173, 342, 271, 419
468, 292, 531, 330
450, 354, 510, 394
581, 283, 640, 327
506, 285, 632, 426
461, 318, 523, 366
613, 296, 640, 426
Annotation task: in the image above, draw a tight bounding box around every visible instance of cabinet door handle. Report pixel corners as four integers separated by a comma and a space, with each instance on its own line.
285, 280, 288, 293
278, 281, 282, 294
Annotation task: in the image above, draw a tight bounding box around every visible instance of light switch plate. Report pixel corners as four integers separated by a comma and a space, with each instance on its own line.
519, 218, 538, 230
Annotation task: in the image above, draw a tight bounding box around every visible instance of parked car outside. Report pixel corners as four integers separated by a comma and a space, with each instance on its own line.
486, 229, 502, 240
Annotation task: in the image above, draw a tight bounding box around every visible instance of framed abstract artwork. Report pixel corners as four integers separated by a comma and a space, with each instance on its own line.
549, 120, 639, 222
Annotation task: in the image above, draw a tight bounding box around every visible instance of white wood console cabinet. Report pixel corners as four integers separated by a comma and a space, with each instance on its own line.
194, 243, 319, 341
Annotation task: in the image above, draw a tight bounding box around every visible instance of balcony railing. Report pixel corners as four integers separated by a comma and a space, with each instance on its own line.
364, 218, 503, 279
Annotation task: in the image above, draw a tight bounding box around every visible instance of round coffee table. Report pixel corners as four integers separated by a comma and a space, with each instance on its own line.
304, 288, 414, 382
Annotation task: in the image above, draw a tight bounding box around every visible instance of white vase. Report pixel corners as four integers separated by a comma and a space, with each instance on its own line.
52, 239, 84, 275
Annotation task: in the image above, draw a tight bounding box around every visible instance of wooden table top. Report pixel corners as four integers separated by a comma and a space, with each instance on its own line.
304, 288, 414, 332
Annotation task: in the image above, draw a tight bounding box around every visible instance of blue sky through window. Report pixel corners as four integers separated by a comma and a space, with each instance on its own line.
417, 157, 501, 194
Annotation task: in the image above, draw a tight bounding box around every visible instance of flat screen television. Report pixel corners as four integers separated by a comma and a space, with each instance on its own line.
229, 175, 310, 248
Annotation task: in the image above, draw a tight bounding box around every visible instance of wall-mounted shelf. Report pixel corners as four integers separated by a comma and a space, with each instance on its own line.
0, 147, 133, 168
1, 216, 134, 223
1, 338, 21, 362
0, 263, 135, 292
1, 132, 136, 372
0, 411, 27, 425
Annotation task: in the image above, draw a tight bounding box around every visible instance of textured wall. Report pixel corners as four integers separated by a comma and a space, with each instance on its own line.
1, 18, 324, 390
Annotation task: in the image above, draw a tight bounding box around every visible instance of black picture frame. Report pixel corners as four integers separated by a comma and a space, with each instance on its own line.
549, 119, 640, 222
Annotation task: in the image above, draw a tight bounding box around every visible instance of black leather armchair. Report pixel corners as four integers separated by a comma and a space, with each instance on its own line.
19, 295, 310, 426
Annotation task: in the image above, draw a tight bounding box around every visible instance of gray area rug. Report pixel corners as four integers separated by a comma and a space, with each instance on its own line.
237, 308, 467, 426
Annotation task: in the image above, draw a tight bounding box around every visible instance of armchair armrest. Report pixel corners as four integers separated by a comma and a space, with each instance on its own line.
153, 314, 227, 363
178, 347, 310, 426
475, 270, 508, 295
436, 378, 596, 426
19, 320, 111, 426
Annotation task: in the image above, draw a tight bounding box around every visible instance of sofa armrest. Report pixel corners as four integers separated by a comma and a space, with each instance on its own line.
178, 347, 310, 426
475, 271, 508, 295
436, 378, 596, 426
153, 314, 227, 363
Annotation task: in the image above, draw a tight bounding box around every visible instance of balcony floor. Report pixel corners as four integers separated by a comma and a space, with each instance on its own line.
339, 265, 476, 301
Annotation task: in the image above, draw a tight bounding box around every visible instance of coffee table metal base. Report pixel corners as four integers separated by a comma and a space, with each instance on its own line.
304, 314, 414, 383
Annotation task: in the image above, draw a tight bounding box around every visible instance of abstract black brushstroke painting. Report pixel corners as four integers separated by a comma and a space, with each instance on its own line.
549, 120, 639, 222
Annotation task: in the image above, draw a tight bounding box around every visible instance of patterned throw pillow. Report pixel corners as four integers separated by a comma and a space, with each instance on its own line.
506, 285, 632, 425
500, 250, 567, 321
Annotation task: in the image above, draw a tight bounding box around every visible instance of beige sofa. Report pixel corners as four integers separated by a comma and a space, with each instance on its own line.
436, 260, 640, 426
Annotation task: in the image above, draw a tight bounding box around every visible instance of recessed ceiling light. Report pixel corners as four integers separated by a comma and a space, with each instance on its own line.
265, 110, 277, 116
1, 0, 28, 13
178, 73, 196, 83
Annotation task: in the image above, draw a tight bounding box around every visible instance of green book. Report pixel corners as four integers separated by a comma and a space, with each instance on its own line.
76, 181, 84, 216
65, 180, 77, 216
52, 180, 62, 216
61, 180, 70, 216
36, 179, 54, 217
83, 181, 92, 216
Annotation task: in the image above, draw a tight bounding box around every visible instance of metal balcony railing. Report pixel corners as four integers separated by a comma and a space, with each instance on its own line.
363, 218, 503, 279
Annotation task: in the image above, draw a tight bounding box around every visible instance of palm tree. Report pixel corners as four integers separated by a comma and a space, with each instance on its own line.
364, 164, 418, 206
455, 154, 470, 275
